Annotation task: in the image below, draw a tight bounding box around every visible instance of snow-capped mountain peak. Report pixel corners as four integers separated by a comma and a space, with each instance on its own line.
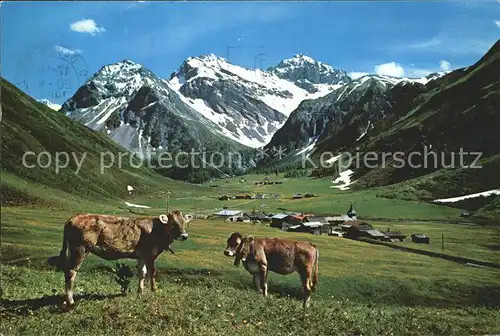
268, 54, 351, 94
164, 52, 353, 147
348, 72, 446, 87
98, 59, 143, 78
37, 99, 61, 111
285, 53, 318, 65
281, 53, 333, 71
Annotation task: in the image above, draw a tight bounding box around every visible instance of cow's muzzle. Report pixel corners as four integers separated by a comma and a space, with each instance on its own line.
224, 250, 234, 257
178, 233, 188, 241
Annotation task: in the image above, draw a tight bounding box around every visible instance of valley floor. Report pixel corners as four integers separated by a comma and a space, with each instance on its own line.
1, 178, 500, 336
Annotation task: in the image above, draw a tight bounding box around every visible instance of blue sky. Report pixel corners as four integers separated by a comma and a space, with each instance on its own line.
2, 1, 499, 104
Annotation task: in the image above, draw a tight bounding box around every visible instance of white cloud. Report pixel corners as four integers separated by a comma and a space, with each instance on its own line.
348, 72, 369, 80
351, 59, 455, 80
407, 68, 433, 77
70, 19, 105, 35
374, 62, 405, 77
440, 60, 451, 71
495, 20, 500, 28
392, 34, 496, 56
54, 45, 81, 55
405, 37, 443, 50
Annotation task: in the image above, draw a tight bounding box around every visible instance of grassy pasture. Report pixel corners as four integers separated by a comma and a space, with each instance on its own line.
1, 203, 499, 336
136, 174, 463, 220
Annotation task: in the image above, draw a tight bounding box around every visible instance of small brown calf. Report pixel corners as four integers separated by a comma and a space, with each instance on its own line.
224, 232, 319, 307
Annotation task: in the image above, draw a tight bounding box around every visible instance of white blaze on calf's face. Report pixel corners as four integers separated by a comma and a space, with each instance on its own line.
224, 233, 242, 257
235, 236, 255, 264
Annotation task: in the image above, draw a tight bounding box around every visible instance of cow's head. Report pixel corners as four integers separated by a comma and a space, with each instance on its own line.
223, 232, 242, 257
234, 236, 255, 266
159, 210, 191, 241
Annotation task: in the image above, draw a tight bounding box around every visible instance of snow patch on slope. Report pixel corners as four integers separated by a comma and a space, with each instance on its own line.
125, 201, 151, 208
432, 189, 500, 203
295, 138, 317, 157
331, 169, 355, 191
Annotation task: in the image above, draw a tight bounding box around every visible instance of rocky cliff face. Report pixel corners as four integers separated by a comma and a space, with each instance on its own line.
167, 54, 346, 147
261, 74, 432, 160
267, 54, 351, 93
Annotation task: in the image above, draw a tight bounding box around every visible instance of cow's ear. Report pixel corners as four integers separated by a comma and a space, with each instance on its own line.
247, 235, 255, 243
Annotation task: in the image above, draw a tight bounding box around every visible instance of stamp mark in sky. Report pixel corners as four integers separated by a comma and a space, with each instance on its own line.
14, 44, 90, 103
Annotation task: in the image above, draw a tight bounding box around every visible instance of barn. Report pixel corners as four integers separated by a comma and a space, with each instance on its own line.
384, 231, 407, 242
284, 221, 326, 235
342, 221, 389, 241
411, 233, 430, 244
270, 214, 288, 228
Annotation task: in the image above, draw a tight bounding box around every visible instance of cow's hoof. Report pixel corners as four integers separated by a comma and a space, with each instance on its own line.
151, 286, 158, 292
62, 301, 75, 311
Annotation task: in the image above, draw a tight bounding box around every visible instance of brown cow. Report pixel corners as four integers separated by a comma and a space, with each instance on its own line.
223, 232, 319, 308
56, 211, 190, 306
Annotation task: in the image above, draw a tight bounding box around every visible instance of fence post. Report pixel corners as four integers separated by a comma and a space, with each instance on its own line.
166, 191, 171, 214
441, 233, 444, 251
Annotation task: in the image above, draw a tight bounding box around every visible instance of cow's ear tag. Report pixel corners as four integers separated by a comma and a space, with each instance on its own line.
159, 214, 169, 224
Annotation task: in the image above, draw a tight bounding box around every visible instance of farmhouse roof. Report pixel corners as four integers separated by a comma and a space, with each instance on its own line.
348, 221, 373, 228
214, 209, 242, 216
302, 222, 324, 228
271, 214, 288, 219
327, 215, 354, 222
365, 230, 387, 237
289, 214, 306, 220
306, 216, 328, 223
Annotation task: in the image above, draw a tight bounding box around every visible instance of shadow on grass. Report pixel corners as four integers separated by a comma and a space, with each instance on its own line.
0, 293, 125, 317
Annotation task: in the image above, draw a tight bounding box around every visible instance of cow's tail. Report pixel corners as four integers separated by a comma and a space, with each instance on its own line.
312, 247, 319, 292
48, 219, 71, 272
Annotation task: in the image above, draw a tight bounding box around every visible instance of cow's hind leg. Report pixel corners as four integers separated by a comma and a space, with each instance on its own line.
145, 259, 158, 291
298, 266, 314, 308
64, 245, 88, 306
137, 259, 147, 294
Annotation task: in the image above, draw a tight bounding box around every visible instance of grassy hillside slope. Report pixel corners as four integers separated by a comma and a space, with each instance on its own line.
309, 40, 500, 204
0, 77, 199, 207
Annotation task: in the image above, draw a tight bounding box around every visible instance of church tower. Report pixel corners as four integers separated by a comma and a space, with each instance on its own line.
347, 203, 357, 220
